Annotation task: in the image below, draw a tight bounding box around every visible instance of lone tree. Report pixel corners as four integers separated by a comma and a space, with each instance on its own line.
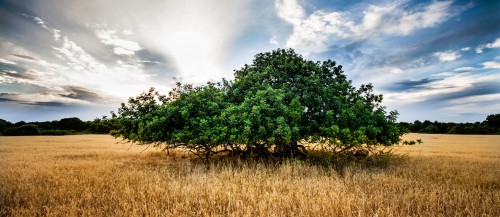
111, 49, 404, 162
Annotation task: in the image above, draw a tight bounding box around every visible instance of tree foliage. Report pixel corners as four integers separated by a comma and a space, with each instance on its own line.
2, 124, 40, 136
112, 49, 405, 161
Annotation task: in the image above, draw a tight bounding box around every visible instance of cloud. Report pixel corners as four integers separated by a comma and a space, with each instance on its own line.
5, 0, 252, 90
275, 0, 461, 54
269, 35, 279, 45
275, 0, 305, 26
1, 34, 157, 106
59, 86, 103, 102
460, 47, 471, 51
31, 16, 61, 41
0, 92, 91, 106
432, 71, 460, 77
285, 10, 351, 54
454, 67, 477, 72
11, 54, 38, 61
95, 29, 142, 55
385, 69, 500, 104
387, 78, 443, 92
482, 61, 500, 69
435, 82, 500, 102
354, 1, 454, 37
52, 36, 106, 72
454, 61, 500, 71
434, 51, 460, 62
475, 38, 500, 53
0, 70, 35, 80
0, 58, 17, 65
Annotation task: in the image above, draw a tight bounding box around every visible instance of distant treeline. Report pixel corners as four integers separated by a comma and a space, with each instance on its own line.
0, 117, 116, 136
399, 114, 500, 135
1, 113, 499, 136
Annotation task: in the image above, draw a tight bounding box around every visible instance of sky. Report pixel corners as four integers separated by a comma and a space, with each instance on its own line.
0, 0, 499, 123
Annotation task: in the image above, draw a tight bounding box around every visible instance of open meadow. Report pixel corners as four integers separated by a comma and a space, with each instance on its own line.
0, 134, 499, 216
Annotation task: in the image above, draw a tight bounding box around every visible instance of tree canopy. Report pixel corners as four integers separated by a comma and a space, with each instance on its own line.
111, 49, 405, 162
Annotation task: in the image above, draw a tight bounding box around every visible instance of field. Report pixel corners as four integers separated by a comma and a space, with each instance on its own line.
0, 134, 499, 216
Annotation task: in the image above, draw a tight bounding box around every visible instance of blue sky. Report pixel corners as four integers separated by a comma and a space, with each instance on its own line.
0, 0, 499, 123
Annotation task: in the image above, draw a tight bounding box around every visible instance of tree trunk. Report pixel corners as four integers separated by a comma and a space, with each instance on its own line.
276, 141, 307, 158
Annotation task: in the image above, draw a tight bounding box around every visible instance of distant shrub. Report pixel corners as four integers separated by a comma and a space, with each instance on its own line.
3, 124, 41, 136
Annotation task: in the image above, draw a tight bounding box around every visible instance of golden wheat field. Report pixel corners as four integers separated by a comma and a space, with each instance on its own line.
0, 134, 499, 217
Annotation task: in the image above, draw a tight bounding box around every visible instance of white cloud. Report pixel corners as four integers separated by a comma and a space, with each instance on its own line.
389, 67, 402, 74
432, 71, 459, 77
0, 58, 17, 65
482, 61, 500, 69
33, 17, 49, 30
454, 66, 477, 72
275, 0, 458, 54
33, 16, 61, 41
269, 35, 279, 45
3, 0, 253, 110
122, 30, 134, 35
487, 38, 500, 48
53, 0, 252, 84
355, 1, 453, 37
454, 61, 500, 71
275, 0, 305, 26
434, 51, 460, 62
285, 11, 351, 54
0, 35, 157, 104
475, 38, 500, 53
460, 47, 471, 51
95, 30, 141, 55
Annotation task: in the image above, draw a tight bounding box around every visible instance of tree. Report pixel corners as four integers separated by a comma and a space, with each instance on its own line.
111, 49, 404, 162
419, 124, 438, 134
87, 117, 116, 134
484, 114, 500, 133
0, 119, 10, 135
56, 117, 86, 132
3, 124, 40, 136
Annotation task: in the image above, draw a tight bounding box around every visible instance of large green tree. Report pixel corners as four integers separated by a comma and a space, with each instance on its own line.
111, 49, 404, 161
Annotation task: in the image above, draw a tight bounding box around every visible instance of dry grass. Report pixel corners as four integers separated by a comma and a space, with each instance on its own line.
0, 134, 499, 216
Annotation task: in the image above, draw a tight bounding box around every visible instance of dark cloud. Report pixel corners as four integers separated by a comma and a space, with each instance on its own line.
0, 7, 60, 61
21, 101, 68, 107
0, 71, 34, 80
0, 97, 16, 102
135, 49, 179, 82
11, 54, 38, 61
429, 82, 500, 102
59, 86, 103, 102
0, 90, 93, 108
386, 78, 443, 92
0, 92, 19, 102
371, 1, 499, 68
